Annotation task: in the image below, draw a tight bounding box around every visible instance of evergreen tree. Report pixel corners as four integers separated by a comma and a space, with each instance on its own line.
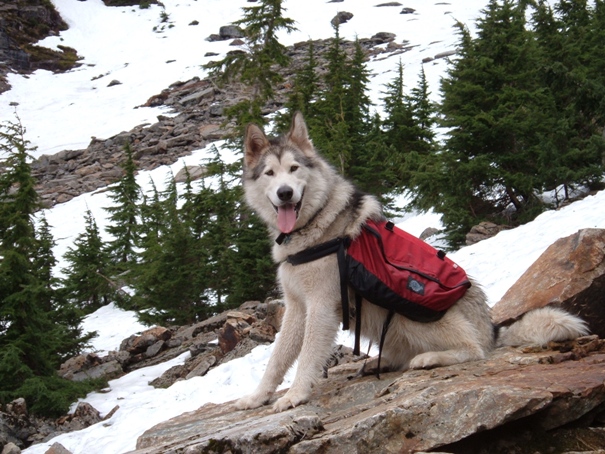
309, 23, 350, 174
352, 111, 397, 209
532, 0, 605, 203
205, 0, 296, 131
0, 119, 94, 417
436, 0, 550, 244
381, 60, 417, 186
275, 39, 320, 131
104, 145, 140, 277
408, 67, 437, 153
133, 173, 210, 325
344, 39, 373, 140
62, 209, 115, 313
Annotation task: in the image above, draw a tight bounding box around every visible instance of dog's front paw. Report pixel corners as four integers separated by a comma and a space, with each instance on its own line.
409, 352, 442, 370
235, 392, 271, 410
272, 389, 309, 412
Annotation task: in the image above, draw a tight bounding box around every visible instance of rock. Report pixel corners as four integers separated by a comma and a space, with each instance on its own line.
370, 32, 396, 43
173, 165, 206, 183
465, 221, 509, 245
185, 354, 217, 380
133, 337, 605, 454
5, 400, 26, 419
434, 49, 457, 60
262, 300, 286, 331
179, 86, 214, 104
218, 319, 249, 354
107, 79, 122, 87
198, 124, 224, 140
419, 227, 440, 241
56, 403, 102, 432
70, 360, 123, 382
59, 353, 106, 381
400, 7, 416, 14
219, 25, 244, 40
120, 326, 172, 355
248, 323, 277, 344
0, 414, 23, 451
43, 442, 72, 454
145, 341, 165, 358
331, 11, 354, 26
0, 0, 73, 94
492, 228, 605, 338
375, 2, 402, 6
1, 442, 20, 454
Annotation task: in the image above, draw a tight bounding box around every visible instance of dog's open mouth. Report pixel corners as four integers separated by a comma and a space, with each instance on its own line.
274, 198, 302, 234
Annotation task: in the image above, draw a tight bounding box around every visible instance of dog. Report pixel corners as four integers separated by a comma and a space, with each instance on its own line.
235, 111, 589, 412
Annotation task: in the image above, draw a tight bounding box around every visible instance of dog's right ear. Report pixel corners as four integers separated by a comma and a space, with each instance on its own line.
288, 111, 315, 157
244, 123, 270, 168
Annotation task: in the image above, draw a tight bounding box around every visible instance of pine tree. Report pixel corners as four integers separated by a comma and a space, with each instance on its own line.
104, 145, 140, 278
275, 39, 320, 131
436, 0, 551, 244
0, 119, 94, 417
408, 67, 437, 153
309, 23, 347, 160
532, 0, 605, 203
133, 173, 210, 325
62, 209, 115, 313
381, 60, 417, 184
205, 0, 296, 132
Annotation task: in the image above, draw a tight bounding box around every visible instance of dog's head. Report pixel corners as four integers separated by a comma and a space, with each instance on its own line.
243, 112, 320, 235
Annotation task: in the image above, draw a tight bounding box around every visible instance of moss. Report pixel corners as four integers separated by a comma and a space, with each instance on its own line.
23, 44, 82, 72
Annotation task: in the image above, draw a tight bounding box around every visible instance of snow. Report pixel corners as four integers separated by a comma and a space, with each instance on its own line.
0, 0, 599, 453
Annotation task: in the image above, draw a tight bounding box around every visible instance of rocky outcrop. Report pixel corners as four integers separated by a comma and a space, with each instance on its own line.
492, 228, 605, 338
58, 300, 286, 389
0, 398, 105, 452
465, 221, 510, 245
132, 336, 605, 454
0, 0, 77, 93
0, 300, 286, 451
30, 35, 414, 207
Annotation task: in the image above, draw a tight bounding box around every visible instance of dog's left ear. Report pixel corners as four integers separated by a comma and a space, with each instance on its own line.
244, 123, 270, 168
288, 112, 314, 156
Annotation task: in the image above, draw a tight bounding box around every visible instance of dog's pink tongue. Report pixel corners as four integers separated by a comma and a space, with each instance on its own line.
277, 204, 297, 233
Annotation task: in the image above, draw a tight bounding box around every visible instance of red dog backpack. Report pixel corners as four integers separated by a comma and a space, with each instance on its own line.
285, 219, 471, 364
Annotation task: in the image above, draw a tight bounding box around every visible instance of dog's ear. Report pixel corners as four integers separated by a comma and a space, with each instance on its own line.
288, 112, 314, 156
244, 123, 270, 168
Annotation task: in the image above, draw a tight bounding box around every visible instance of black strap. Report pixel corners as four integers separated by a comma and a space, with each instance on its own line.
353, 293, 362, 355
286, 237, 348, 265
337, 240, 350, 331
376, 310, 395, 379
286, 237, 351, 331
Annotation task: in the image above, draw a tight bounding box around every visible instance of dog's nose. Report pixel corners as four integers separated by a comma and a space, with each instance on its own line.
277, 185, 293, 201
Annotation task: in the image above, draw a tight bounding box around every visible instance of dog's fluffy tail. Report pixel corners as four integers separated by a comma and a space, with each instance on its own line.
496, 306, 589, 347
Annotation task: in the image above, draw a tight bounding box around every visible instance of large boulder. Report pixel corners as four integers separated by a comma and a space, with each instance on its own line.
132, 336, 605, 453
492, 228, 605, 337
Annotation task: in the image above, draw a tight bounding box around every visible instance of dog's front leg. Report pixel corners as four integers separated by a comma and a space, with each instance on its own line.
273, 299, 340, 412
235, 298, 305, 410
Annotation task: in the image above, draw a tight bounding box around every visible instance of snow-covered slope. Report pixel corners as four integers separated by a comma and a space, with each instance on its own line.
2, 1, 603, 453
1, 0, 487, 157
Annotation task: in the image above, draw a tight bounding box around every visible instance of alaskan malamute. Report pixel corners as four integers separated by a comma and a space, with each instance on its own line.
236, 112, 588, 412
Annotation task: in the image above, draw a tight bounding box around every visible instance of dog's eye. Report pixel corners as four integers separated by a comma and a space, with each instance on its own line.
290, 165, 299, 172
265, 169, 274, 176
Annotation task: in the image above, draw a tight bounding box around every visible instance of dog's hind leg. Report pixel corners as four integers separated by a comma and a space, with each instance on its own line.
235, 297, 306, 410
272, 297, 341, 412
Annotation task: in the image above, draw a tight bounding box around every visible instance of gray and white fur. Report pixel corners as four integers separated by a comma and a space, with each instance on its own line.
235, 112, 589, 412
